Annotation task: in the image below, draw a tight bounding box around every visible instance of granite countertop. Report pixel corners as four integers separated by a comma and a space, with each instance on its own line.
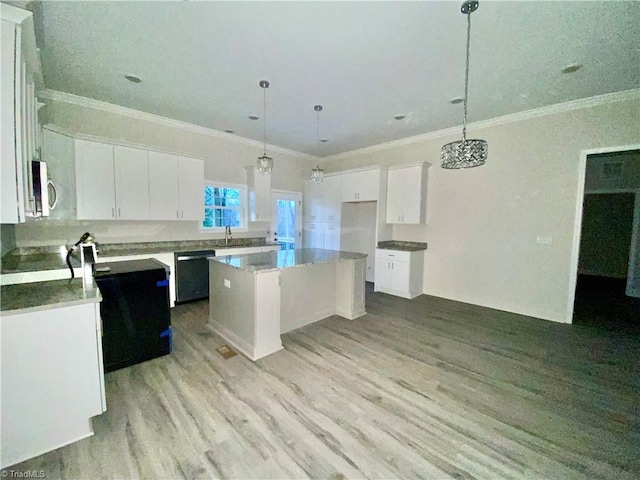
1, 238, 278, 275
0, 278, 102, 315
377, 240, 428, 252
210, 248, 367, 273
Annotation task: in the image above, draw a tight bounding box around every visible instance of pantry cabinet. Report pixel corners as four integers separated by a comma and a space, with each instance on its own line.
322, 222, 340, 251
321, 175, 342, 223
386, 162, 429, 224
374, 249, 424, 299
342, 168, 379, 202
303, 222, 323, 248
303, 180, 323, 222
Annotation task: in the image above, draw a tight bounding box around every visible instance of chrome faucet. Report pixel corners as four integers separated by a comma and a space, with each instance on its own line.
224, 226, 232, 245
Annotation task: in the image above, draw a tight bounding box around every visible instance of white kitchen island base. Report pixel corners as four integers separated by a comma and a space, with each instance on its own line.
209, 249, 367, 361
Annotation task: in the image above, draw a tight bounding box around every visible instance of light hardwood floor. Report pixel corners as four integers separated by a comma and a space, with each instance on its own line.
8, 288, 640, 479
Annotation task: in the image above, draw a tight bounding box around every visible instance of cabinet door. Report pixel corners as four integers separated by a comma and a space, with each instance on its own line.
322, 223, 340, 251
114, 146, 150, 220
177, 156, 204, 221
75, 140, 115, 220
391, 260, 411, 293
342, 169, 379, 202
356, 168, 380, 202
374, 258, 393, 290
304, 222, 323, 248
304, 180, 323, 222
149, 151, 180, 220
386, 167, 404, 223
321, 175, 342, 223
341, 172, 358, 202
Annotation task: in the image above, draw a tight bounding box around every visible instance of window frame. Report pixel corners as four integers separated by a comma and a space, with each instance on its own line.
199, 181, 249, 232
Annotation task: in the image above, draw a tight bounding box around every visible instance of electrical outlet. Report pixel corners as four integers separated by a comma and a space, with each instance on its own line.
536, 236, 552, 245
224, 279, 231, 288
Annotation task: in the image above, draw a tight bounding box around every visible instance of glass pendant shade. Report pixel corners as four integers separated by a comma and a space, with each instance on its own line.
441, 138, 487, 169
310, 165, 324, 183
257, 154, 273, 175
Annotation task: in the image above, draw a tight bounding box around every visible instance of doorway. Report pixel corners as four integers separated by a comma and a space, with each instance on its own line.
270, 190, 302, 250
570, 148, 640, 331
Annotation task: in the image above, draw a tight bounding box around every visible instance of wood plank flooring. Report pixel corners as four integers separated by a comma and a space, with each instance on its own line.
7, 287, 640, 479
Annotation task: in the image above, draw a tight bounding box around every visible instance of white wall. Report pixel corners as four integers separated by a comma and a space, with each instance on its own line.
323, 97, 640, 323
14, 96, 317, 247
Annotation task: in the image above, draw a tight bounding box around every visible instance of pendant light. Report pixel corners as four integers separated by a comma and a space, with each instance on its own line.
257, 80, 273, 175
440, 0, 488, 169
310, 105, 325, 184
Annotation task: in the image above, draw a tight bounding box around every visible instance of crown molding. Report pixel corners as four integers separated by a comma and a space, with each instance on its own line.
37, 89, 320, 162
323, 88, 640, 163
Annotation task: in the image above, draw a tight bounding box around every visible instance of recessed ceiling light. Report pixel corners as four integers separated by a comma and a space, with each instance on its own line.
320, 139, 329, 143
124, 74, 142, 83
394, 114, 406, 120
224, 129, 234, 134
248, 115, 259, 120
450, 97, 464, 104
562, 63, 582, 74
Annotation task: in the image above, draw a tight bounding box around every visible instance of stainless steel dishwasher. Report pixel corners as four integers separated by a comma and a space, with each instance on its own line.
174, 250, 216, 303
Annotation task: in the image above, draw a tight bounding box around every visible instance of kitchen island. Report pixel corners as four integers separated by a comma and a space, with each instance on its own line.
208, 248, 367, 361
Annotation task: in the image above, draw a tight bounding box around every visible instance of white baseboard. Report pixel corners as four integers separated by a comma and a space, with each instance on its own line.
208, 319, 282, 361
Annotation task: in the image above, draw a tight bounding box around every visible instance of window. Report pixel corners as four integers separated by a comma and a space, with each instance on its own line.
202, 182, 247, 230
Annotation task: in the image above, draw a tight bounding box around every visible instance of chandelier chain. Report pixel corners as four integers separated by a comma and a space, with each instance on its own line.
262, 85, 267, 155
463, 9, 471, 142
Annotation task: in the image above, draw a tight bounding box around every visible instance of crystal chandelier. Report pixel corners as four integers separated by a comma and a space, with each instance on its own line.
257, 80, 273, 175
441, 0, 488, 169
310, 105, 325, 184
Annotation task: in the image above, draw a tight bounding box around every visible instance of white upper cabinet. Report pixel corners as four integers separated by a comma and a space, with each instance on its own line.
148, 152, 203, 221
148, 151, 180, 220
246, 166, 271, 222
321, 175, 342, 223
303, 180, 323, 222
342, 168, 379, 202
42, 129, 76, 220
75, 139, 116, 220
386, 162, 429, 224
177, 156, 204, 221
113, 146, 149, 220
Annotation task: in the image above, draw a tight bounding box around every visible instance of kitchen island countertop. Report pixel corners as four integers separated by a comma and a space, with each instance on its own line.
210, 248, 367, 273
0, 278, 101, 315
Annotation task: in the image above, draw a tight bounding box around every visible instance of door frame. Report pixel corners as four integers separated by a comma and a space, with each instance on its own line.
270, 189, 302, 248
567, 143, 640, 322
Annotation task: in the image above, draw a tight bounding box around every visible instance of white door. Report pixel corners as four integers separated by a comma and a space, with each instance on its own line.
271, 190, 302, 249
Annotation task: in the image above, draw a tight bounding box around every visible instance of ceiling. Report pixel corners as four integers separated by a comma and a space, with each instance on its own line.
32, 1, 639, 157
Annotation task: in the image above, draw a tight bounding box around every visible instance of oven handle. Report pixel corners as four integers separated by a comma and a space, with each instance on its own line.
176, 254, 215, 261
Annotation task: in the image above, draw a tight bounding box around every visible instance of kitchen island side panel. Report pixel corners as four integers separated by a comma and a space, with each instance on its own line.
280, 262, 337, 334
208, 262, 256, 357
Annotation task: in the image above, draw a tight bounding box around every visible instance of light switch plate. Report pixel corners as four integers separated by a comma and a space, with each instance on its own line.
536, 235, 552, 245
224, 279, 231, 288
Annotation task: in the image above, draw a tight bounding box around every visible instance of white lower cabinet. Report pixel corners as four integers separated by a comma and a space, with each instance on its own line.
0, 301, 106, 468
374, 249, 424, 299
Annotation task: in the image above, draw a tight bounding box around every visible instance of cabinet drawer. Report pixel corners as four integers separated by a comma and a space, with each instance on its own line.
375, 249, 411, 262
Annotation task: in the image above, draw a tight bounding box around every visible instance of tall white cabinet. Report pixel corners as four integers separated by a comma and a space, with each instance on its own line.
1, 5, 43, 224
386, 162, 429, 224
